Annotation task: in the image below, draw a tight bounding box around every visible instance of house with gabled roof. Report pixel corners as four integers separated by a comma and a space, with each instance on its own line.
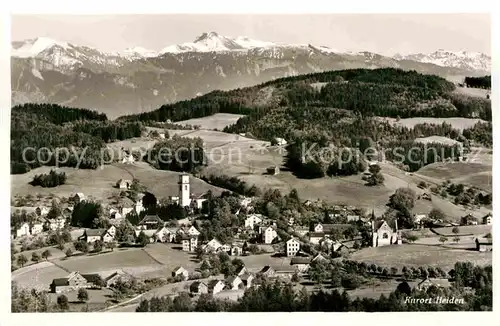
172, 266, 189, 279
137, 215, 163, 230
154, 226, 171, 243
312, 253, 327, 262
15, 222, 30, 238
203, 238, 223, 253
71, 193, 85, 204
116, 179, 132, 190
35, 206, 50, 217
309, 232, 325, 245
483, 213, 492, 225
181, 234, 198, 252
80, 229, 105, 243
240, 273, 254, 288
190, 281, 209, 295
225, 275, 243, 290
290, 257, 311, 273
417, 278, 451, 291
245, 213, 263, 229
235, 266, 248, 276
475, 238, 492, 251
263, 225, 278, 244
104, 270, 134, 287
50, 271, 103, 293
259, 266, 275, 277
207, 279, 225, 295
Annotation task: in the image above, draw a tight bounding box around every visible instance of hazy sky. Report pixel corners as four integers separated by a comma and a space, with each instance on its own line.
11, 14, 491, 55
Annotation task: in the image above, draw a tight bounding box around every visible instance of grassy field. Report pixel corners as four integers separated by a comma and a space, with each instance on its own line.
454, 87, 490, 98
56, 248, 162, 274
351, 243, 492, 271
142, 243, 199, 274
176, 113, 245, 130
47, 288, 115, 312
12, 262, 68, 291
11, 162, 225, 206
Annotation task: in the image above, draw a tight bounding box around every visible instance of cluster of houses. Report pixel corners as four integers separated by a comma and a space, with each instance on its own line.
50, 270, 133, 293
12, 205, 70, 239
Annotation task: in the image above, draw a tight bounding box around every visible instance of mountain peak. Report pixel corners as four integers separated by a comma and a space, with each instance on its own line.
12, 36, 70, 58
193, 31, 222, 43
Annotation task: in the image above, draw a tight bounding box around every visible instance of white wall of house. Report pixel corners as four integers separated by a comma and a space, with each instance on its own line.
286, 239, 300, 257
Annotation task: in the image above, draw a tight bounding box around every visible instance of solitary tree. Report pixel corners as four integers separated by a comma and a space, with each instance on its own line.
136, 231, 150, 247
31, 252, 41, 263
65, 248, 73, 258
106, 241, 116, 252
93, 240, 103, 253
41, 249, 52, 260
17, 254, 28, 267
57, 294, 69, 311
390, 267, 399, 276
453, 236, 460, 244
439, 236, 448, 245
452, 227, 460, 235
77, 288, 89, 303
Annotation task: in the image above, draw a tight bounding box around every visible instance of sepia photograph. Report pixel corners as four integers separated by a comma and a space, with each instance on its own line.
6, 6, 493, 315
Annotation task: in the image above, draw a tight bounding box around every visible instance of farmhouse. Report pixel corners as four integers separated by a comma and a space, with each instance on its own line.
154, 226, 172, 243
417, 278, 451, 291
240, 273, 254, 288
273, 137, 287, 146
116, 179, 132, 190
418, 193, 432, 201
309, 232, 325, 245
104, 271, 134, 287
172, 266, 189, 279
121, 153, 135, 164
15, 222, 30, 238
230, 245, 243, 256
225, 275, 243, 290
461, 214, 479, 226
286, 237, 301, 257
181, 225, 201, 237
235, 266, 248, 276
181, 234, 198, 252
259, 266, 275, 278
483, 213, 492, 225
137, 215, 163, 230
290, 257, 311, 273
274, 266, 297, 279
190, 281, 209, 295
263, 225, 278, 244
245, 213, 263, 229
475, 238, 493, 252
208, 280, 225, 295
295, 226, 310, 237
45, 217, 66, 231
203, 238, 223, 253
347, 215, 360, 222
71, 193, 86, 204
266, 166, 280, 175
80, 229, 106, 243
312, 253, 327, 262
35, 206, 49, 217
50, 271, 102, 293
371, 220, 401, 247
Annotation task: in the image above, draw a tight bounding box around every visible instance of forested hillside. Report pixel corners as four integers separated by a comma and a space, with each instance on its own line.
119, 68, 490, 123
11, 104, 145, 174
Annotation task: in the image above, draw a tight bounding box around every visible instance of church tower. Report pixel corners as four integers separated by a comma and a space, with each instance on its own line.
179, 174, 191, 207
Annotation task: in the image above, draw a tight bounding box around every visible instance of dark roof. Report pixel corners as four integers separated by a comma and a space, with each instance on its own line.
51, 278, 69, 286
275, 266, 296, 273
309, 232, 325, 238
190, 281, 206, 291
81, 273, 102, 284
476, 238, 493, 245
260, 266, 274, 273
290, 257, 311, 265
173, 266, 186, 273
235, 266, 247, 274
138, 215, 163, 225
207, 279, 223, 289
85, 229, 105, 237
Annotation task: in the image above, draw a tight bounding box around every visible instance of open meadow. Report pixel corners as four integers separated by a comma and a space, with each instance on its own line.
176, 113, 246, 130
351, 243, 492, 271
11, 162, 225, 205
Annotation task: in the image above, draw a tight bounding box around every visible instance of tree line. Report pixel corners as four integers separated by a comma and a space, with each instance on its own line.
11, 104, 146, 174
464, 76, 491, 89
29, 169, 67, 188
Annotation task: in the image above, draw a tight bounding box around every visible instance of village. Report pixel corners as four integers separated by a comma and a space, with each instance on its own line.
11, 171, 493, 311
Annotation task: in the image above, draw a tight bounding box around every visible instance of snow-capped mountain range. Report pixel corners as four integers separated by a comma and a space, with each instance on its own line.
10, 32, 490, 118
11, 32, 491, 72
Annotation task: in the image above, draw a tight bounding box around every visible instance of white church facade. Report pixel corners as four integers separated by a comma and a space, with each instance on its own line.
371, 220, 402, 247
